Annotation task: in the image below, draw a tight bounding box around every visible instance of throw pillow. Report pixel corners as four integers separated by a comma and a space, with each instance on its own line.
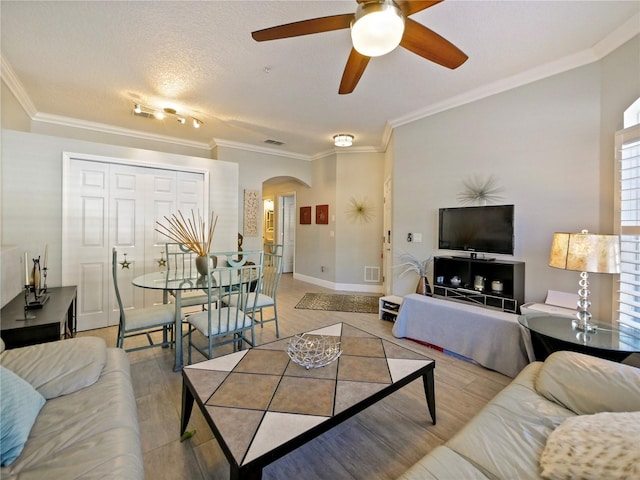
0, 366, 46, 466
0, 337, 106, 399
540, 411, 640, 480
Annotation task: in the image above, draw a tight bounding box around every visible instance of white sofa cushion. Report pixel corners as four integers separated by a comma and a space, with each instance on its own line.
0, 337, 107, 399
397, 446, 491, 480
445, 362, 575, 479
540, 411, 640, 480
535, 351, 640, 415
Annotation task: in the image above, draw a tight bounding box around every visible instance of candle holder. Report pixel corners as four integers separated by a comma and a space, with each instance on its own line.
20, 284, 37, 320
24, 257, 49, 310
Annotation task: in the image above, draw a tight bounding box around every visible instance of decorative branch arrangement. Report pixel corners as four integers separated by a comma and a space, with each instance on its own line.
396, 252, 432, 278
457, 174, 505, 205
155, 209, 218, 256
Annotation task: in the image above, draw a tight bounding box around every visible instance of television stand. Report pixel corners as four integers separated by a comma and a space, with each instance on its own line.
433, 256, 525, 313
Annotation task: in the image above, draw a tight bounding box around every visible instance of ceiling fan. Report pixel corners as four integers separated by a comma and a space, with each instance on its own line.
251, 0, 468, 94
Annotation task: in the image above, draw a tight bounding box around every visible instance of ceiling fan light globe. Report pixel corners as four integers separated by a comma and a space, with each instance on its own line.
351, 1, 405, 57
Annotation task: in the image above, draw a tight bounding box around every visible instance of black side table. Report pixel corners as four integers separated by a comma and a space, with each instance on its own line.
519, 314, 640, 363
1, 286, 77, 349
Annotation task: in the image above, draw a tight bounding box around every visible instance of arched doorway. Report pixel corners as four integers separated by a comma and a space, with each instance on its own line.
262, 176, 309, 274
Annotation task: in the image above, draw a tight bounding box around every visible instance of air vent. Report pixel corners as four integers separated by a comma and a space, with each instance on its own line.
364, 266, 380, 283
133, 110, 155, 119
264, 139, 284, 146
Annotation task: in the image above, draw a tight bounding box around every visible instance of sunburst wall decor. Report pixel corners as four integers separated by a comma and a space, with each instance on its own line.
345, 196, 375, 224
457, 174, 505, 205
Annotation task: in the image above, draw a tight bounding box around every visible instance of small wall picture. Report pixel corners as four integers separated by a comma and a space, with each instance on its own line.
316, 204, 329, 224
300, 206, 312, 224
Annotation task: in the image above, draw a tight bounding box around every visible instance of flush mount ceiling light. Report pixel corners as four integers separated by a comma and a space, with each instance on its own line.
132, 103, 203, 128
334, 134, 354, 147
351, 0, 405, 57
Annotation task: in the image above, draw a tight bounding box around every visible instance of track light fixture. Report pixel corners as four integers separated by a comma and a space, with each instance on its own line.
132, 103, 203, 128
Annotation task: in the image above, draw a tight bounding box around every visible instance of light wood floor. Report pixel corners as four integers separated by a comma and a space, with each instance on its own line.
80, 274, 511, 480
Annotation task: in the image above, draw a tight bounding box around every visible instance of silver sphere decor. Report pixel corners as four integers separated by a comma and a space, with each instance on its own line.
287, 333, 342, 369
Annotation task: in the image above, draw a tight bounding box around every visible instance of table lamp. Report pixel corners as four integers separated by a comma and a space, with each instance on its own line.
549, 230, 620, 333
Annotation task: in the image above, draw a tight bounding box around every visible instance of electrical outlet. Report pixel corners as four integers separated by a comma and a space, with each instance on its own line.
407, 233, 413, 242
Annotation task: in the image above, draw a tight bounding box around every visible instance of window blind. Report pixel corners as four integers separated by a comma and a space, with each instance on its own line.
616, 124, 640, 329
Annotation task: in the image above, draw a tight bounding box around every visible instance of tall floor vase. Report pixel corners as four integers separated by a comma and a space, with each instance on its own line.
416, 276, 431, 296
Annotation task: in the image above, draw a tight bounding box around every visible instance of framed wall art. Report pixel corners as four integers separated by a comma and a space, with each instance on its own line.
300, 206, 312, 224
316, 204, 329, 224
243, 189, 259, 237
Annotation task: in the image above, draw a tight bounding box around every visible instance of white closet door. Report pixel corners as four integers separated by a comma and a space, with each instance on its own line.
65, 159, 204, 331
65, 160, 111, 331
144, 168, 177, 307
109, 164, 151, 325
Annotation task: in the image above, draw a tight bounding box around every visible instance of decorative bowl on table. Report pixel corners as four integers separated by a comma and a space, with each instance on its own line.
287, 333, 342, 369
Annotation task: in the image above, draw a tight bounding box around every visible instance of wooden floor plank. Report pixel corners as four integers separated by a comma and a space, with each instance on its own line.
79, 273, 512, 480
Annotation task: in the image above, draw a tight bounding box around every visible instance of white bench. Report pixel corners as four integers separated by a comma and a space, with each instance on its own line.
392, 294, 532, 377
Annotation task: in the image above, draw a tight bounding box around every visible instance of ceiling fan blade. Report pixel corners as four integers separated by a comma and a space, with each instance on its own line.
396, 1, 443, 17
252, 14, 353, 42
339, 49, 371, 95
400, 18, 468, 69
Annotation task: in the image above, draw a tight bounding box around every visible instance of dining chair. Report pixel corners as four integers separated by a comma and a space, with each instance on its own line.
112, 248, 177, 352
225, 243, 283, 338
187, 250, 263, 364
165, 242, 210, 310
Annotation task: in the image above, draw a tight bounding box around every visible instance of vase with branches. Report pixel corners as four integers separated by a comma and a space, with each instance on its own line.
397, 252, 433, 295
155, 209, 218, 275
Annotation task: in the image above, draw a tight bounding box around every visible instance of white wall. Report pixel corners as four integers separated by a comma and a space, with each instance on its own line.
214, 145, 312, 253
1, 129, 238, 307
390, 35, 640, 321
335, 151, 384, 287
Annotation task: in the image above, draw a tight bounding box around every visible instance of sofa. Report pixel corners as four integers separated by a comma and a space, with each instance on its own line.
399, 350, 640, 480
0, 337, 144, 479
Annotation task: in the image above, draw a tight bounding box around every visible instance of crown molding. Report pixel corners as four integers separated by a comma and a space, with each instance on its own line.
593, 12, 640, 58
3, 14, 637, 159
1, 56, 37, 117
213, 138, 312, 161
390, 17, 640, 129
33, 112, 213, 151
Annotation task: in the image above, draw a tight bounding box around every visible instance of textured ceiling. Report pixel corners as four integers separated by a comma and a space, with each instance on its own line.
1, 1, 639, 158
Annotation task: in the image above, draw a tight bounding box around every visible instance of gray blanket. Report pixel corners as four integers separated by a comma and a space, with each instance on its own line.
392, 294, 532, 377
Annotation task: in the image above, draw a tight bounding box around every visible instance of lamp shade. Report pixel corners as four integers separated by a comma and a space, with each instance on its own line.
549, 231, 620, 274
350, 0, 405, 57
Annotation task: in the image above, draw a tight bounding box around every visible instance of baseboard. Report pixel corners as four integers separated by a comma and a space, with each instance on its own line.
293, 273, 384, 294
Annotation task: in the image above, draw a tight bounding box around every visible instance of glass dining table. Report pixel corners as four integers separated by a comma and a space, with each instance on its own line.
133, 269, 258, 371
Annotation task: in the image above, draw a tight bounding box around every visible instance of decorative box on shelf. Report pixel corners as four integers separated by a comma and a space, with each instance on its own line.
379, 295, 403, 322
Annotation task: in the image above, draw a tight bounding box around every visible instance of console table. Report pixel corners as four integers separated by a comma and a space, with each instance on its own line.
1, 286, 77, 349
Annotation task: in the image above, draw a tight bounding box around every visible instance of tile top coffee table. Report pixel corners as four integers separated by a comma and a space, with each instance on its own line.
181, 322, 436, 480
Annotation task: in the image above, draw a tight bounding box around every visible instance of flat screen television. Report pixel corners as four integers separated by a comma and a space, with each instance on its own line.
438, 204, 514, 255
